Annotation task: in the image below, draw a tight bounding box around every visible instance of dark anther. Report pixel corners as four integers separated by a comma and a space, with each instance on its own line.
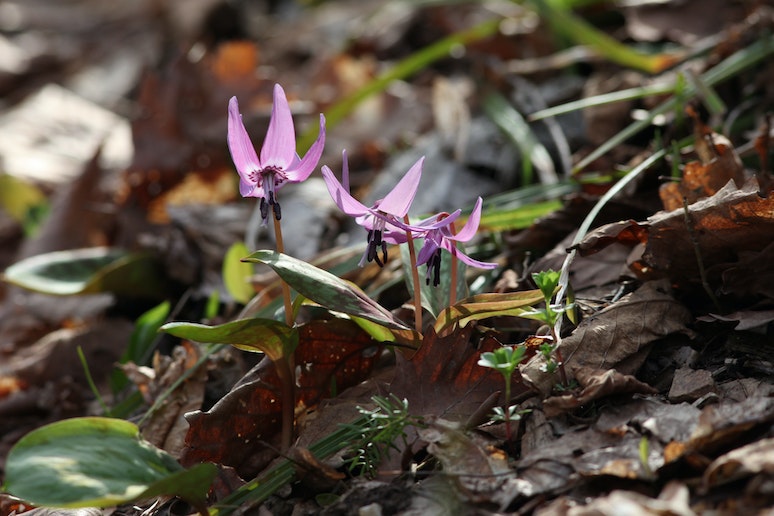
260, 198, 269, 221
426, 250, 442, 286
365, 230, 388, 267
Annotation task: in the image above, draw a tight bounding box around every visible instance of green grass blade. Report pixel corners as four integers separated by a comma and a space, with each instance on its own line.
483, 91, 559, 185
527, 0, 681, 73
574, 36, 774, 172
297, 18, 500, 151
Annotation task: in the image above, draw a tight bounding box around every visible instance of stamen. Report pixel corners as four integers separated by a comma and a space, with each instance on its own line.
260, 198, 269, 221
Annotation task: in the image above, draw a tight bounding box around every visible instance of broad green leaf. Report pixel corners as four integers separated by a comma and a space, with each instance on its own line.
2, 247, 167, 298
160, 318, 297, 362
244, 250, 412, 332
223, 241, 255, 304
4, 417, 216, 510
434, 290, 545, 335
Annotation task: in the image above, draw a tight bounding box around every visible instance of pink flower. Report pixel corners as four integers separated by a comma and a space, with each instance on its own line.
322, 151, 423, 267
228, 84, 326, 225
410, 197, 497, 286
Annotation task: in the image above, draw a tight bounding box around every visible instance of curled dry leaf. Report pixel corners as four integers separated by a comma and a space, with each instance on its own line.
542, 366, 658, 418
571, 177, 774, 296
703, 437, 774, 490
659, 129, 745, 212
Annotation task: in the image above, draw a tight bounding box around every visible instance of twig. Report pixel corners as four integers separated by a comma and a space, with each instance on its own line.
682, 197, 722, 312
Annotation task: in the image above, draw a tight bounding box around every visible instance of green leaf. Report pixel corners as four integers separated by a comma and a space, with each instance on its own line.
434, 290, 545, 335
529, 0, 679, 73
483, 91, 558, 185
400, 240, 468, 319
160, 318, 297, 362
223, 241, 254, 304
2, 247, 167, 298
4, 417, 216, 510
0, 174, 48, 236
244, 250, 412, 332
111, 301, 171, 393
531, 270, 561, 302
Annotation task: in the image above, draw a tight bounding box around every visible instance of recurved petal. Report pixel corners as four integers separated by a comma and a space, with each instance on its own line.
227, 96, 262, 179
378, 157, 424, 216
260, 84, 298, 170
448, 247, 498, 270
415, 239, 439, 266
322, 165, 370, 217
451, 197, 484, 242
286, 113, 326, 183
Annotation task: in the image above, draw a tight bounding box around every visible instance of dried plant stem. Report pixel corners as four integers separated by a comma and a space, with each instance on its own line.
682, 197, 722, 312
272, 216, 294, 327
403, 215, 423, 333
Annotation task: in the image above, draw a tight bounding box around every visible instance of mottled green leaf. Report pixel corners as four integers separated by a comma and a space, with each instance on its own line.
160, 318, 297, 362
4, 417, 215, 510
2, 247, 166, 298
434, 290, 545, 335
244, 250, 412, 332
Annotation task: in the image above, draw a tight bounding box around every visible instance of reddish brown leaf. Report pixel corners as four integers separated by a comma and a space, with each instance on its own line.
570, 219, 648, 257
390, 325, 527, 422
179, 318, 381, 478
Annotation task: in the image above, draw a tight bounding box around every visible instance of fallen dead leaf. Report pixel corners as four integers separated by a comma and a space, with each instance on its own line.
703, 437, 774, 490
521, 279, 694, 396
543, 366, 658, 418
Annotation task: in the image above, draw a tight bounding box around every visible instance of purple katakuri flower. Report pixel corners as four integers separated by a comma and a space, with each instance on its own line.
228, 84, 326, 225
410, 197, 497, 286
322, 151, 423, 267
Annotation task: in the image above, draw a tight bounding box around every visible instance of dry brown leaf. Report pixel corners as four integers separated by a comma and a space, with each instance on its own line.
703, 437, 774, 490
543, 367, 657, 418
135, 342, 207, 457
420, 418, 513, 503
522, 279, 693, 396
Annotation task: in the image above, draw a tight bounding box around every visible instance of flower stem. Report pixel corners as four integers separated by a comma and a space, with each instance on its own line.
450, 251, 458, 306
403, 215, 422, 333
272, 215, 294, 327
271, 214, 296, 450
273, 357, 295, 451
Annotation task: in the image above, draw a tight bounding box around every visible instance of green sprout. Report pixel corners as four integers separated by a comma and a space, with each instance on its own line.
477, 345, 527, 441
522, 270, 573, 388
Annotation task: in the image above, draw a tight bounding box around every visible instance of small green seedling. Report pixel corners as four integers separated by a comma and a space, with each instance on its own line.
477, 345, 527, 440
522, 270, 574, 387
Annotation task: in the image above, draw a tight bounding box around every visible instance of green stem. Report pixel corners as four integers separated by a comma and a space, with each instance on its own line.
404, 215, 423, 333
504, 373, 512, 441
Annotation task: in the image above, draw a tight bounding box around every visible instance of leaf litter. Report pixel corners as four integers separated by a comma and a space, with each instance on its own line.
1, 1, 774, 514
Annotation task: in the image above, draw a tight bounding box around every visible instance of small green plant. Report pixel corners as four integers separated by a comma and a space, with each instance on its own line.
340, 395, 424, 478
522, 270, 574, 387
477, 345, 527, 441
